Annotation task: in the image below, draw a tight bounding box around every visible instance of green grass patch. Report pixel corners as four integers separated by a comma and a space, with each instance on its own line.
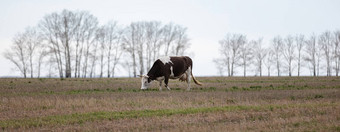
1, 102, 337, 129
1, 88, 163, 96
314, 94, 324, 99
0, 105, 257, 129
0, 105, 260, 129
332, 126, 340, 132
192, 87, 217, 91
249, 85, 262, 89
232, 86, 239, 90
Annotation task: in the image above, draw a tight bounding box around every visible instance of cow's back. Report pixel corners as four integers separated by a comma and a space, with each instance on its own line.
170, 56, 192, 77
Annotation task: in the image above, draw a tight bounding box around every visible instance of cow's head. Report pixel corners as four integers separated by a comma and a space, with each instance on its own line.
139, 75, 151, 90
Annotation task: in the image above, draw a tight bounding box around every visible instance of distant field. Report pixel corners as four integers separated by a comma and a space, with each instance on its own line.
0, 77, 339, 131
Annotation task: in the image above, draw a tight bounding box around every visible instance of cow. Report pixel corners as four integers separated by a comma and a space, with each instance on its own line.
140, 56, 202, 91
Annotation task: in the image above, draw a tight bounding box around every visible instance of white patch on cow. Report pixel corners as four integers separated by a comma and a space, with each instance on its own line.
186, 66, 192, 91
170, 66, 174, 77
159, 56, 172, 65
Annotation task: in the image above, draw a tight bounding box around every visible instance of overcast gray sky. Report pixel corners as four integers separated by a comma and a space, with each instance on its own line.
1, 0, 340, 77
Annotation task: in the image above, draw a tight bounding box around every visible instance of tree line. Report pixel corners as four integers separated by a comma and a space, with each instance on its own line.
3, 10, 190, 78
214, 31, 340, 77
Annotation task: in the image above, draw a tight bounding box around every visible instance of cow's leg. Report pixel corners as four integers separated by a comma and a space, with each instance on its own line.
159, 80, 163, 91
164, 75, 171, 90
186, 67, 192, 91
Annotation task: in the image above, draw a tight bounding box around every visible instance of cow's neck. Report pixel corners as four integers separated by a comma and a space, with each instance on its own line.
147, 60, 163, 80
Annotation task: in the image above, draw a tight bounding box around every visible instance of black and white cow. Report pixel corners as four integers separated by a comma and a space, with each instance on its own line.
140, 56, 202, 91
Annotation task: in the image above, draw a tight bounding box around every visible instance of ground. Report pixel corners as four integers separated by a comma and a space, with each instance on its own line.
0, 77, 339, 131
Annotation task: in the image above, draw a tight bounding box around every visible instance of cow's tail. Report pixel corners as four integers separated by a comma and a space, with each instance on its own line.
191, 72, 203, 86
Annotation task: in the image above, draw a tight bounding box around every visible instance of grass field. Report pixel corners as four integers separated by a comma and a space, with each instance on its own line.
0, 77, 339, 131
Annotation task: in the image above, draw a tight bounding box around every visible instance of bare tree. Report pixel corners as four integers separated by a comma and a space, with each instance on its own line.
162, 23, 177, 56
272, 36, 283, 76
231, 34, 246, 76
41, 10, 72, 78
216, 34, 244, 76
40, 10, 98, 78
73, 11, 98, 77
21, 27, 42, 78
103, 21, 124, 77
264, 49, 275, 76
104, 22, 117, 77
334, 31, 340, 76
282, 35, 295, 76
96, 26, 107, 78
73, 12, 85, 78
134, 22, 146, 76
59, 10, 76, 78
36, 46, 48, 78
39, 12, 64, 78
122, 23, 138, 77
4, 27, 45, 78
304, 34, 318, 76
123, 22, 147, 76
172, 26, 190, 56
319, 31, 333, 76
316, 41, 322, 76
76, 11, 98, 78
252, 38, 266, 76
295, 34, 305, 76
89, 37, 99, 78
239, 37, 251, 77
216, 34, 231, 76
3, 33, 28, 78
145, 21, 163, 70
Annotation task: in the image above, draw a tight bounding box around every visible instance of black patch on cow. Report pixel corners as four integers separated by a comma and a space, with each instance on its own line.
147, 59, 165, 80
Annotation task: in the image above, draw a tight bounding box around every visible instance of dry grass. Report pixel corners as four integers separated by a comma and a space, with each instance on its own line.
0, 77, 339, 131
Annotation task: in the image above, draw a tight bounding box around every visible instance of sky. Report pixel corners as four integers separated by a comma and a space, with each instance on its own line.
1, 0, 340, 77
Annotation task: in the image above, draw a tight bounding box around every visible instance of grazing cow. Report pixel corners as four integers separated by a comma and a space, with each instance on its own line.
140, 56, 202, 91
